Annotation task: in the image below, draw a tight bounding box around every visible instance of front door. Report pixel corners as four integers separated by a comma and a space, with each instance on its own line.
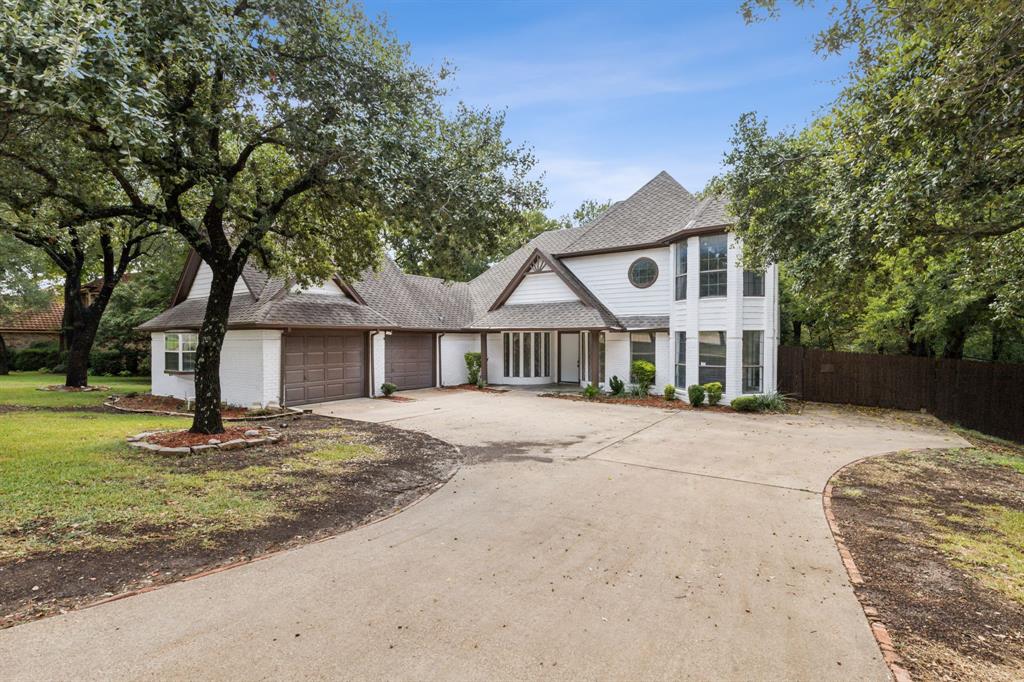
559, 332, 580, 383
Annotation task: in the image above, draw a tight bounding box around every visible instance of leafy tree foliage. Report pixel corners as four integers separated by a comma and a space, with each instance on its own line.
716, 1, 1024, 360
0, 0, 545, 432
0, 235, 52, 373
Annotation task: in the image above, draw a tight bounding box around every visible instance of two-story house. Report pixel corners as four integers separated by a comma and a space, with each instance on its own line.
140, 171, 778, 406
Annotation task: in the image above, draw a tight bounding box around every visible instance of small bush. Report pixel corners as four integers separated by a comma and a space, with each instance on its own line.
754, 391, 787, 412
464, 351, 482, 385
37, 366, 51, 374
52, 363, 66, 374
583, 383, 600, 399
704, 382, 723, 406
730, 395, 759, 412
118, 369, 133, 377
663, 384, 676, 401
687, 384, 705, 407
630, 360, 656, 395
12, 343, 61, 371
380, 382, 398, 396
609, 375, 625, 396
90, 349, 125, 376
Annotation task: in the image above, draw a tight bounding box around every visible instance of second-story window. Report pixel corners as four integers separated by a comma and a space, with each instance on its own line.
699, 233, 728, 297
628, 257, 658, 289
743, 270, 765, 297
674, 242, 687, 300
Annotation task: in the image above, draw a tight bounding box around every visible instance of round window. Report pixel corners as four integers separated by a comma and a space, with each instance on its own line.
628, 257, 658, 289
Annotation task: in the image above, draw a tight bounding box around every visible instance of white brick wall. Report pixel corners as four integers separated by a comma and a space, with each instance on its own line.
151, 329, 283, 407
440, 333, 478, 386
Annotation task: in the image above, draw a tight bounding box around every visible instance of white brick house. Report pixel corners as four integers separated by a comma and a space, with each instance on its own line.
141, 172, 778, 406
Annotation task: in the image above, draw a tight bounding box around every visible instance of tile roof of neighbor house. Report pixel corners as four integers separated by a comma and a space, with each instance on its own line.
139, 172, 735, 333
0, 298, 63, 332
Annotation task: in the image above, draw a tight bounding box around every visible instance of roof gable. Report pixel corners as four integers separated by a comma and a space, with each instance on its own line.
556, 171, 698, 255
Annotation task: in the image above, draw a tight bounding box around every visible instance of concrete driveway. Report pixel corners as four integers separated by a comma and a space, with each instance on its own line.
0, 389, 967, 681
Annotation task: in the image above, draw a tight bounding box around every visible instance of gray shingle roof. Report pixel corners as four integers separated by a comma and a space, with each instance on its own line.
617, 315, 670, 330
554, 172, 698, 254
468, 302, 614, 330
140, 172, 734, 334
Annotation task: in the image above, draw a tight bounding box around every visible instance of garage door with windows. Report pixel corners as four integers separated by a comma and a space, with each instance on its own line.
283, 331, 365, 405
385, 332, 435, 390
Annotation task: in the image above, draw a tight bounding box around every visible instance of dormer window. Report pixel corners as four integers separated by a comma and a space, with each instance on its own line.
628, 257, 658, 289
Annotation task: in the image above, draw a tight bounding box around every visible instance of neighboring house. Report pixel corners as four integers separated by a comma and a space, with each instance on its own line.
0, 279, 116, 351
0, 297, 64, 350
140, 172, 778, 407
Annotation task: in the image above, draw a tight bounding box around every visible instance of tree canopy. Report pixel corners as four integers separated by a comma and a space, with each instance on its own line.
0, 0, 546, 430
715, 0, 1024, 359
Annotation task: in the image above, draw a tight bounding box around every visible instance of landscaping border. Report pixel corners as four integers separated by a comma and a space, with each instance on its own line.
822, 453, 915, 682
105, 395, 301, 421
127, 425, 283, 455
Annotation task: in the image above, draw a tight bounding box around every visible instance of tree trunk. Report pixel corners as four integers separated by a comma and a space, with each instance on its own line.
792, 320, 802, 346
0, 334, 9, 375
190, 267, 240, 434
61, 272, 117, 387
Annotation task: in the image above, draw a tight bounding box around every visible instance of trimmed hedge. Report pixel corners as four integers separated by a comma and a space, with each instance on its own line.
10, 343, 62, 371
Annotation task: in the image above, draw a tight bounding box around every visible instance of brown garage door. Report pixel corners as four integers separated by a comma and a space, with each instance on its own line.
385, 332, 435, 390
282, 331, 365, 405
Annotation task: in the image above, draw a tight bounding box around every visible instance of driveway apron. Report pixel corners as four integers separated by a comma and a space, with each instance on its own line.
0, 390, 967, 680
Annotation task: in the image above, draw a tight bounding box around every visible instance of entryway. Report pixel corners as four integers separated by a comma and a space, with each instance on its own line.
558, 331, 579, 383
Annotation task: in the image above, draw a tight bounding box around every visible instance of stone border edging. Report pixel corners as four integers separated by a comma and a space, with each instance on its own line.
105, 395, 301, 421
823, 455, 913, 682
127, 425, 283, 455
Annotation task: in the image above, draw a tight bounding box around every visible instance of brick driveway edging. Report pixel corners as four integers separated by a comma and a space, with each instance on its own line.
822, 453, 915, 682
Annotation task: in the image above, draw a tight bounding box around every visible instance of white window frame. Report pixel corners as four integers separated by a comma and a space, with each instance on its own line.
675, 242, 687, 300
502, 331, 551, 379
164, 332, 198, 373
742, 330, 764, 393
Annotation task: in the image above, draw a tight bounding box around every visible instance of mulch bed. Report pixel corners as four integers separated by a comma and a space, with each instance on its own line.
440, 384, 508, 394
144, 426, 257, 448
0, 415, 462, 628
110, 393, 291, 419
375, 395, 415, 402
541, 392, 734, 412
829, 444, 1024, 681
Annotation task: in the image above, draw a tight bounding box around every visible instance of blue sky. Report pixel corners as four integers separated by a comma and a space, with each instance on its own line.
362, 1, 850, 217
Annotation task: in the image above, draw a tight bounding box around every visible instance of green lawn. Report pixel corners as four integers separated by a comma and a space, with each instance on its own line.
0, 371, 150, 407
0, 410, 290, 560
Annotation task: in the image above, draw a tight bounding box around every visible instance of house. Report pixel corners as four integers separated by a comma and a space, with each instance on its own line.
0, 280, 110, 351
140, 172, 779, 407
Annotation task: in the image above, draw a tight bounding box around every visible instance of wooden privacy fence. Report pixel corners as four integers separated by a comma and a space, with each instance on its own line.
777, 346, 1024, 443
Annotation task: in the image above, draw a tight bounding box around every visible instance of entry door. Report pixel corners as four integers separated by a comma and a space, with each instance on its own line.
560, 332, 580, 383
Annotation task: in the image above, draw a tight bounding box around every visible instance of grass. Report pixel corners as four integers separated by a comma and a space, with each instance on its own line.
0, 371, 150, 408
0, 410, 288, 560
939, 504, 1024, 605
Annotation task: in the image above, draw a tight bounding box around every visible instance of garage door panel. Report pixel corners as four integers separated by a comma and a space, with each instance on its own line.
385, 333, 435, 390
282, 331, 366, 405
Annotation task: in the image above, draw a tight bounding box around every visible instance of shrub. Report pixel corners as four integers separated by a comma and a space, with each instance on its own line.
630, 360, 656, 395
37, 366, 51, 374
12, 343, 61, 371
90, 349, 125, 376
730, 395, 759, 412
464, 351, 482, 385
609, 375, 625, 396
687, 384, 705, 407
118, 369, 133, 377
754, 391, 787, 412
663, 384, 676, 400
380, 382, 398, 396
704, 382, 723, 406
52, 363, 66, 374
583, 383, 600, 399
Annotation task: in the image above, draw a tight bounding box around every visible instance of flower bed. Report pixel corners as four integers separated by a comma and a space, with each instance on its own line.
440, 384, 508, 394
38, 384, 110, 392
542, 392, 735, 412
107, 393, 294, 420
127, 425, 283, 455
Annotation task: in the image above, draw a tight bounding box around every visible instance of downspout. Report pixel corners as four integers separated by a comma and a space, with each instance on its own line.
437, 332, 445, 387
368, 331, 380, 397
